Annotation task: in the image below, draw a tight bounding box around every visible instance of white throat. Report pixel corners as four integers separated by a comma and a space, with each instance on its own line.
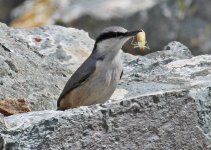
94, 37, 129, 61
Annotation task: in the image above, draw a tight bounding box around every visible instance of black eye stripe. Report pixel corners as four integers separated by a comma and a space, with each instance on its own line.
95, 32, 126, 43
92, 31, 127, 52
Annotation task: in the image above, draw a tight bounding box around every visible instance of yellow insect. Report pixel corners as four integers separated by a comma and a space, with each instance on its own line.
131, 29, 149, 52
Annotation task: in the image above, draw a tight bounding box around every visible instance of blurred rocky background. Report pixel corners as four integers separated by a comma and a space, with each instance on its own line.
0, 0, 23, 24
0, 0, 211, 55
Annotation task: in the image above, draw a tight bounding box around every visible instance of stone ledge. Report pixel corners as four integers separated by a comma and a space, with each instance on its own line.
1, 89, 211, 150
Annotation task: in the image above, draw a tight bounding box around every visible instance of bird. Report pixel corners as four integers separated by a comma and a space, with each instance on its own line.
57, 26, 140, 110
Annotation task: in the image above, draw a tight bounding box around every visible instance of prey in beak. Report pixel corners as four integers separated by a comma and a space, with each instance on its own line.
128, 29, 150, 52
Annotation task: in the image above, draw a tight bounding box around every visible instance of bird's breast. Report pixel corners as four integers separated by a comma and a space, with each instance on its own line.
96, 52, 123, 85
85, 53, 122, 102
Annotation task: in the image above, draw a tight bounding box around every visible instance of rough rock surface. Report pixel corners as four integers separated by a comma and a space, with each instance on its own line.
9, 24, 94, 70
119, 41, 211, 100
0, 23, 93, 111
0, 23, 211, 149
0, 89, 211, 149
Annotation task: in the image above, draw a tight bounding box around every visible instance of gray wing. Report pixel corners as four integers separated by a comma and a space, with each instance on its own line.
57, 56, 96, 107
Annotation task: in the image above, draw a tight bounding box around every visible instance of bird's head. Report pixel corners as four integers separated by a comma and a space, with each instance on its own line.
93, 26, 140, 56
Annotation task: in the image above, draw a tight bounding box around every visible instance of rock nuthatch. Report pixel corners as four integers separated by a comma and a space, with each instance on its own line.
57, 26, 140, 110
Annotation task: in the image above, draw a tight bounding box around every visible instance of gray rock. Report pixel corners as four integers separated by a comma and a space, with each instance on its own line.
1, 89, 211, 149
9, 25, 94, 70
115, 41, 211, 100
190, 87, 211, 139
0, 23, 93, 111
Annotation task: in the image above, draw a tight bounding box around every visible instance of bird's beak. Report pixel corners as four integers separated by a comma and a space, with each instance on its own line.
124, 30, 141, 37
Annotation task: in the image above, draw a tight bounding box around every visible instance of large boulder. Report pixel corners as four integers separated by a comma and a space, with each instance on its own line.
0, 23, 93, 111
1, 89, 211, 149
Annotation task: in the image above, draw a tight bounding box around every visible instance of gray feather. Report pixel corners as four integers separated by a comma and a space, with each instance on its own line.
57, 55, 96, 107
